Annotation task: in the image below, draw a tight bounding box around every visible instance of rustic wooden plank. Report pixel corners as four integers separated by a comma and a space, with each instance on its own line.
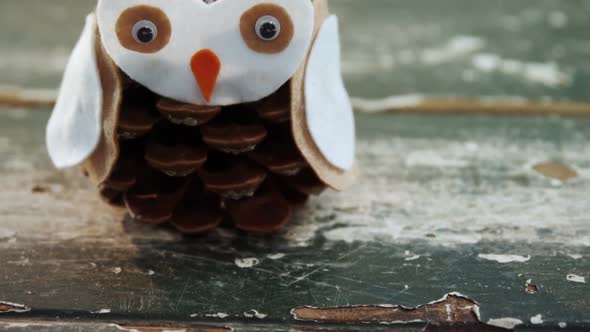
0, 109, 588, 330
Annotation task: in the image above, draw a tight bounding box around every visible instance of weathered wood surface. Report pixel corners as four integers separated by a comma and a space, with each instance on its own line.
0, 109, 588, 331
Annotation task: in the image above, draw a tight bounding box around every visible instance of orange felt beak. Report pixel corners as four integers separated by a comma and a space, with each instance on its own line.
190, 49, 221, 103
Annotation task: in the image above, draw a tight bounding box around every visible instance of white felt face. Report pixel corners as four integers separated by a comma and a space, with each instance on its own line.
97, 0, 314, 106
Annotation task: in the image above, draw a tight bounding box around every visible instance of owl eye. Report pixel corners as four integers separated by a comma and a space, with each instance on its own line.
240, 4, 294, 54
255, 16, 281, 41
132, 20, 158, 44
116, 5, 171, 53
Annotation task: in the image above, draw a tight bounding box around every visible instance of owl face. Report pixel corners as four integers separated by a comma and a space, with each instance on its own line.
96, 0, 314, 106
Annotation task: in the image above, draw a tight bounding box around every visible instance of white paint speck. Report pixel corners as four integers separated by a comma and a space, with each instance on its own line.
558, 322, 567, 328
478, 254, 531, 263
267, 253, 286, 260
566, 274, 586, 284
244, 309, 267, 319
112, 267, 122, 275
487, 317, 524, 329
405, 255, 421, 261
530, 314, 544, 325
91, 308, 111, 314
235, 258, 260, 268
205, 312, 229, 319
145, 269, 155, 275
567, 254, 583, 260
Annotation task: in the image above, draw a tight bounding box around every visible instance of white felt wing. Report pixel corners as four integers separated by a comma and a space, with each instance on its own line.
46, 14, 102, 169
304, 15, 355, 171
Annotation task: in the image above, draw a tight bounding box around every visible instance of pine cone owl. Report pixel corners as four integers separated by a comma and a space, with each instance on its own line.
46, 0, 356, 233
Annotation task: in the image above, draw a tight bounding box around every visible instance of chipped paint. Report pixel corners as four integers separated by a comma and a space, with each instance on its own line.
267, 253, 286, 260
533, 162, 578, 181
0, 301, 30, 314
112, 267, 122, 275
234, 258, 259, 268
205, 313, 229, 319
559, 322, 568, 328
244, 309, 267, 319
291, 292, 481, 325
90, 308, 111, 314
405, 255, 421, 261
525, 279, 539, 294
478, 254, 531, 264
284, 132, 590, 248
530, 314, 544, 325
487, 317, 524, 329
566, 274, 586, 283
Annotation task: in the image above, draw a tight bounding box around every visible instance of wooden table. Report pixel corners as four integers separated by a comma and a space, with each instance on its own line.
0, 109, 588, 331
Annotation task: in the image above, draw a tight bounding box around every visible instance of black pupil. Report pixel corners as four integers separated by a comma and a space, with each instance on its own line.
259, 22, 277, 39
137, 26, 155, 43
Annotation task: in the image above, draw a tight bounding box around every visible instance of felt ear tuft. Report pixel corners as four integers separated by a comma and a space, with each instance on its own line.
46, 14, 103, 168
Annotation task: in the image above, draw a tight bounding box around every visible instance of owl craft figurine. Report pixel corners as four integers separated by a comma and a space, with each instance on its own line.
46, 0, 356, 233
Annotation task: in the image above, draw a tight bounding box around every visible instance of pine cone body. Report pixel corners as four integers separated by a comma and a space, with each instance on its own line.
96, 82, 325, 233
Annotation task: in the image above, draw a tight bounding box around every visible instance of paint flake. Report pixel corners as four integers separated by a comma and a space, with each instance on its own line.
530, 314, 544, 325
487, 317, 524, 329
205, 312, 229, 319
478, 254, 531, 263
566, 274, 586, 283
267, 253, 286, 260
91, 308, 111, 314
235, 258, 260, 268
244, 309, 267, 319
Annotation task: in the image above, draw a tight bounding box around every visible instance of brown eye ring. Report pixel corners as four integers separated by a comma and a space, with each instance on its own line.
116, 5, 171, 53
240, 4, 294, 54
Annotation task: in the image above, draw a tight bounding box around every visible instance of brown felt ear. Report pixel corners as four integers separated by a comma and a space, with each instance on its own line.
289, 0, 357, 191
116, 5, 171, 54
240, 4, 295, 54
83, 26, 123, 188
